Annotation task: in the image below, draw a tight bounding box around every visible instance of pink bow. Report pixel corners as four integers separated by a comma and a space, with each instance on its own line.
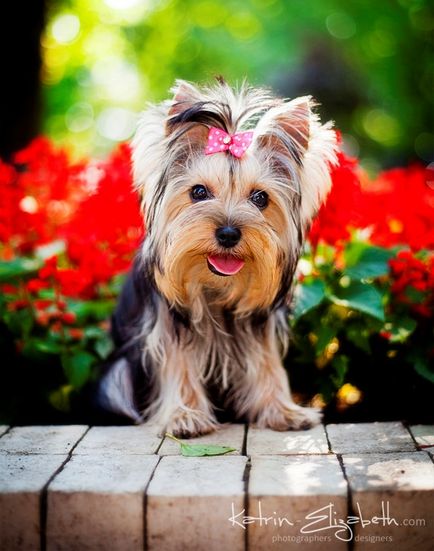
205, 127, 254, 158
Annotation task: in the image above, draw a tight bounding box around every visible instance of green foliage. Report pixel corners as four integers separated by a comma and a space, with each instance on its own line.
0, 278, 117, 414
61, 350, 95, 388
42, 0, 433, 165
0, 259, 43, 281
293, 279, 326, 319
344, 244, 396, 280
291, 239, 433, 404
330, 281, 385, 322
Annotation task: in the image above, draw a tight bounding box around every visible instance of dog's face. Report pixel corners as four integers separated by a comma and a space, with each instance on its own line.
132, 80, 337, 314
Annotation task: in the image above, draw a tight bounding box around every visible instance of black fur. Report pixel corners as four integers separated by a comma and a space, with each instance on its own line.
95, 257, 156, 419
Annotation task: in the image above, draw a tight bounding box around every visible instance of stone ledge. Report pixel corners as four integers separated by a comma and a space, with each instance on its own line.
0, 422, 433, 550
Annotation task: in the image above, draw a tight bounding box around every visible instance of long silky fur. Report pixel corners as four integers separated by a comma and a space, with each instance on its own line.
96, 79, 338, 436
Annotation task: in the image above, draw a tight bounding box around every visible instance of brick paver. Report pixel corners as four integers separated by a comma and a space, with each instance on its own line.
409, 424, 434, 450
1, 422, 433, 550
248, 455, 347, 550
0, 425, 9, 437
47, 454, 159, 551
247, 425, 329, 455
326, 422, 416, 454
147, 455, 247, 551
343, 452, 434, 550
0, 454, 66, 550
0, 425, 88, 455
73, 424, 162, 455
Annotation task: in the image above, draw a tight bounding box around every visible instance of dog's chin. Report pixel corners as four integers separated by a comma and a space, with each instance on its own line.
207, 254, 245, 277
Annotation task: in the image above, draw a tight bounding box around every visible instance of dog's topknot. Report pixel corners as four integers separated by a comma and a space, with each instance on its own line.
133, 78, 337, 233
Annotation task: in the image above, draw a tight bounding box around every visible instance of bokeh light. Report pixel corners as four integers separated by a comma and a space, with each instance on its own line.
51, 14, 81, 44
40, 0, 433, 166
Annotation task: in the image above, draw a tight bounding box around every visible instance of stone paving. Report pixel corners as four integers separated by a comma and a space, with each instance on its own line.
0, 422, 433, 550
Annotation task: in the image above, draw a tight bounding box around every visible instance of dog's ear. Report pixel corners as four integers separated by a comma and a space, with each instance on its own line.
132, 81, 205, 201
168, 80, 201, 119
255, 96, 338, 225
255, 96, 312, 165
165, 80, 210, 146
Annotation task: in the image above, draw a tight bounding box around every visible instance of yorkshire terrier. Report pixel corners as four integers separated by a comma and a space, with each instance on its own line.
96, 78, 338, 437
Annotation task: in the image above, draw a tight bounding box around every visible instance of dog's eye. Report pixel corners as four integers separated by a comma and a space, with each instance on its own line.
190, 184, 210, 202
250, 190, 269, 210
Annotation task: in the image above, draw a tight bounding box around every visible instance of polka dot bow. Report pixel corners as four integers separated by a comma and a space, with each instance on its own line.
204, 127, 254, 158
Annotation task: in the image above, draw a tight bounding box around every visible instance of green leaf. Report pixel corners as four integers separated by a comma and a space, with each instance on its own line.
315, 325, 337, 355
330, 281, 385, 321
404, 287, 426, 303
388, 317, 417, 344
49, 385, 73, 412
0, 258, 43, 282
346, 324, 372, 354
61, 351, 95, 388
94, 335, 114, 359
293, 279, 326, 320
180, 443, 237, 457
67, 299, 115, 322
165, 433, 236, 457
330, 355, 349, 388
84, 326, 106, 339
343, 241, 371, 267
3, 308, 34, 336
413, 357, 434, 384
344, 245, 395, 280
33, 338, 63, 355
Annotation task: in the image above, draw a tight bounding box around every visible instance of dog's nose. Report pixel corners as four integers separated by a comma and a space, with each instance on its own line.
215, 226, 242, 248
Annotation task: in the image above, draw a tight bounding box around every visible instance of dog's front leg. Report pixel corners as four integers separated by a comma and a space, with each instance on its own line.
232, 319, 322, 431
147, 344, 220, 438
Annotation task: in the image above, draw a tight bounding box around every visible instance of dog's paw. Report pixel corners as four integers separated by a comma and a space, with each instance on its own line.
255, 403, 322, 431
165, 407, 221, 438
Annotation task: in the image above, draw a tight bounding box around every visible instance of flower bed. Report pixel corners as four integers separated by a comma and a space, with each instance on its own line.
0, 138, 433, 423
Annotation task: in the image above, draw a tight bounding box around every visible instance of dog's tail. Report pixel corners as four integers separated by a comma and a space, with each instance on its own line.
94, 356, 143, 423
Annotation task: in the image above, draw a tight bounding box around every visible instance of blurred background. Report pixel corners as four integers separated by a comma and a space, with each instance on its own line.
1, 0, 433, 170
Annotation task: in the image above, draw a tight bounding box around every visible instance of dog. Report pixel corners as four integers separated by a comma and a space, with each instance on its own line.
96, 78, 338, 437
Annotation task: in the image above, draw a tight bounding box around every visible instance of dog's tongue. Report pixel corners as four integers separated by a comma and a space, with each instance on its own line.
208, 254, 245, 276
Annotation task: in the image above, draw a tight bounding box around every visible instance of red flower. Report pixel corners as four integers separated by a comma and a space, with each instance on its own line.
0, 137, 87, 254
38, 256, 58, 280
389, 250, 434, 318
361, 166, 434, 250
34, 299, 53, 310
56, 268, 93, 298
61, 312, 76, 324
35, 312, 50, 326
1, 284, 17, 294
7, 299, 29, 311
309, 156, 433, 252
61, 143, 143, 293
308, 151, 362, 247
26, 279, 49, 293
